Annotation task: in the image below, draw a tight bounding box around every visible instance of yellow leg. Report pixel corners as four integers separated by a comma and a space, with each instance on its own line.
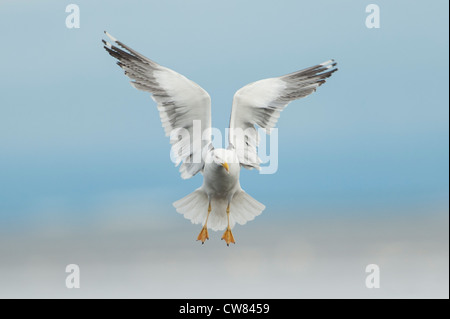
197, 202, 211, 244
221, 204, 235, 246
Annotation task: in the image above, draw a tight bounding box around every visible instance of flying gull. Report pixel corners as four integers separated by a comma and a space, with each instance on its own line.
102, 31, 338, 246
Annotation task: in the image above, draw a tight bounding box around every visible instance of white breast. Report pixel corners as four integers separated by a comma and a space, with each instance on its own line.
202, 151, 241, 199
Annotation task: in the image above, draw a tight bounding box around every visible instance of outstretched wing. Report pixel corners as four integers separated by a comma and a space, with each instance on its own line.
229, 60, 338, 169
103, 32, 212, 179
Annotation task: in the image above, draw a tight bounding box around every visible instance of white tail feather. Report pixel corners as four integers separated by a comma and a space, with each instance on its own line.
173, 189, 209, 225
173, 189, 265, 231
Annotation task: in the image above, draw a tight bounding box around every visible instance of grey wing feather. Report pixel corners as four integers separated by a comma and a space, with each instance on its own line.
229, 60, 338, 169
103, 32, 212, 179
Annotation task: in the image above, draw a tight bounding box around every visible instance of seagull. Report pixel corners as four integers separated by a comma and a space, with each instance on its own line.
102, 31, 338, 246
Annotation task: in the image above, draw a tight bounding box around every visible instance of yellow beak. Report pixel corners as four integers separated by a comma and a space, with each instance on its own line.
222, 162, 229, 173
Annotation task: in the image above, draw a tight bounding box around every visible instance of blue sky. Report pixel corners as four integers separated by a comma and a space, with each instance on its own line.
0, 0, 448, 225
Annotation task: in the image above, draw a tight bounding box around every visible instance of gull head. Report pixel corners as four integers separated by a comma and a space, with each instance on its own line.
208, 148, 237, 174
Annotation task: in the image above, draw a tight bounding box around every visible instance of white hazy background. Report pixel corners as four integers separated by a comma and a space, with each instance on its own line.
1, 193, 448, 298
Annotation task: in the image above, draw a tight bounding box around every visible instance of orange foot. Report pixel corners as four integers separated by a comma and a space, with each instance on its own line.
221, 228, 235, 246
197, 227, 209, 244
